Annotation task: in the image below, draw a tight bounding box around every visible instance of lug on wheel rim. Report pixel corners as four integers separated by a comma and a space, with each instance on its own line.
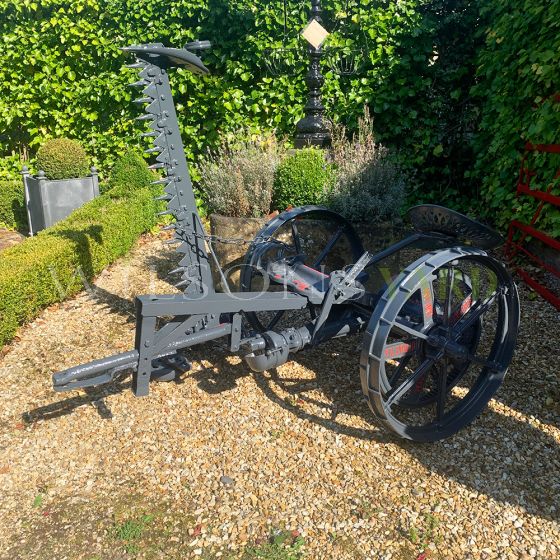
360, 247, 520, 442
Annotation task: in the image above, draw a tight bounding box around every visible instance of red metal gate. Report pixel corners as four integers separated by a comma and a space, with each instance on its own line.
505, 142, 560, 310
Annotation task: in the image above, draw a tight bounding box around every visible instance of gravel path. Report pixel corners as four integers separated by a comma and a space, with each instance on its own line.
0, 232, 559, 560
0, 228, 25, 251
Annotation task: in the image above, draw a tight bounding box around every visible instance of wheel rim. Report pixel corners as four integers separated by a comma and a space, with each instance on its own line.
361, 247, 520, 442
241, 206, 364, 332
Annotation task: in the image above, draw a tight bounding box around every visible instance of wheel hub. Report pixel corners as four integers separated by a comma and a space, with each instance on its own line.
426, 331, 470, 361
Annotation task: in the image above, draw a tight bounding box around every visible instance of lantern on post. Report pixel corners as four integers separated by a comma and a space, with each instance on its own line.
262, 0, 369, 147
294, 0, 331, 148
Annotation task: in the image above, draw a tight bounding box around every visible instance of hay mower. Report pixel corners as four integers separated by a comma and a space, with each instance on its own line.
52, 42, 520, 442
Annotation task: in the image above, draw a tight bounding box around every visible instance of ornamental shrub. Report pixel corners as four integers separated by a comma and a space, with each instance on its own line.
199, 135, 284, 218
0, 179, 26, 231
36, 138, 90, 180
272, 148, 334, 211
0, 183, 161, 347
106, 150, 155, 197
325, 111, 407, 224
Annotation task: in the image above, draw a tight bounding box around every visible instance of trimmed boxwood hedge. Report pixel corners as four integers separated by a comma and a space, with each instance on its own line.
0, 179, 27, 231
0, 156, 161, 347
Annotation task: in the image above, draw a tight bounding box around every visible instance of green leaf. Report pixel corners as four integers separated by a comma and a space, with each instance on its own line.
433, 144, 444, 156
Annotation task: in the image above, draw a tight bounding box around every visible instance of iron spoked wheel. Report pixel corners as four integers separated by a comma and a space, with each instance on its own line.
241, 205, 364, 332
398, 267, 482, 408
360, 247, 520, 442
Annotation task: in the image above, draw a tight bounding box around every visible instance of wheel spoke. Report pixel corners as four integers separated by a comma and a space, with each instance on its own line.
467, 354, 503, 372
388, 354, 413, 386
393, 319, 429, 341
444, 266, 455, 327
452, 291, 498, 339
436, 358, 448, 422
386, 355, 439, 409
313, 227, 344, 268
450, 294, 473, 325
267, 310, 285, 330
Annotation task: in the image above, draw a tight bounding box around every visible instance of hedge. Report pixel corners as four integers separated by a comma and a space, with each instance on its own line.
473, 0, 560, 233
0, 174, 161, 347
0, 0, 482, 208
0, 179, 26, 230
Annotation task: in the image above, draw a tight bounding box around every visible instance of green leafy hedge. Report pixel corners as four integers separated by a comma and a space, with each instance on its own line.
473, 0, 560, 232
0, 0, 482, 208
0, 179, 26, 230
0, 156, 160, 347
2, 1, 557, 230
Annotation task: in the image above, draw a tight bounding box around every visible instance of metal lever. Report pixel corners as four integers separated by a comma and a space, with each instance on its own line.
184, 40, 212, 51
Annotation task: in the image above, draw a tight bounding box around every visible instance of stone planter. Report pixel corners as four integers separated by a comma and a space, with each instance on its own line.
209, 214, 269, 290
22, 166, 100, 235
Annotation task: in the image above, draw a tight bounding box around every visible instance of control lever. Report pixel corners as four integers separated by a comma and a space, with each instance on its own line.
184, 40, 212, 51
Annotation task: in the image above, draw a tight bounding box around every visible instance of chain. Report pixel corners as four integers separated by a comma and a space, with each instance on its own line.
202, 234, 273, 247
185, 228, 291, 249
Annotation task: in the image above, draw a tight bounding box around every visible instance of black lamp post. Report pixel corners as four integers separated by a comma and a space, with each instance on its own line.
294, 0, 331, 148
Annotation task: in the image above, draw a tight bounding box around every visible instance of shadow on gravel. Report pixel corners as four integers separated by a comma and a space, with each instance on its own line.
144, 251, 180, 287
251, 339, 560, 524
185, 332, 559, 524
22, 377, 132, 423
86, 285, 137, 320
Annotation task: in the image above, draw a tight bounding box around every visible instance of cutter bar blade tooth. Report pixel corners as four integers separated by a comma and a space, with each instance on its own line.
169, 267, 186, 275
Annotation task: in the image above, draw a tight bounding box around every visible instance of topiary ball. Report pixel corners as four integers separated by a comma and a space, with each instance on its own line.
36, 138, 90, 180
106, 151, 155, 198
273, 148, 334, 211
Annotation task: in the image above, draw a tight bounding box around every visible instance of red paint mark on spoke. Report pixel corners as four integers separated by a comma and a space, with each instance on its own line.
413, 374, 427, 394
421, 284, 433, 322
451, 295, 473, 325
384, 341, 416, 360
292, 279, 310, 291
